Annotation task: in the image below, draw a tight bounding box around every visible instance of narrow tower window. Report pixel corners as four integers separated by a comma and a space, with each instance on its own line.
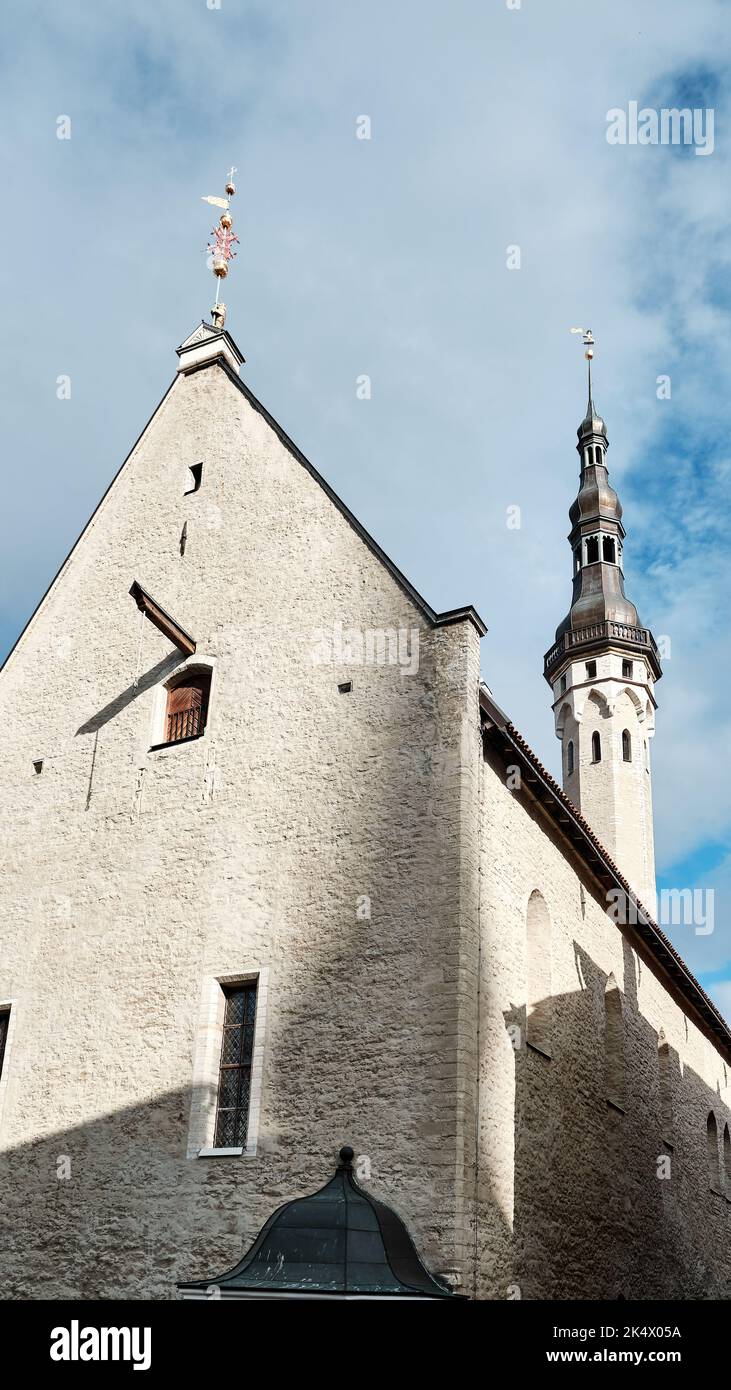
566, 739, 574, 776
723, 1123, 731, 1198
163, 671, 211, 745
585, 660, 597, 679
622, 729, 632, 762
586, 537, 599, 564
707, 1112, 720, 1192
214, 981, 258, 1149
574, 547, 581, 573
526, 891, 552, 1057
622, 659, 633, 679
604, 976, 625, 1110
591, 731, 601, 763
594, 445, 603, 465
602, 536, 616, 563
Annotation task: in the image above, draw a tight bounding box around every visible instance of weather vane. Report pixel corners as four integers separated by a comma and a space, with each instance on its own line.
570, 326, 595, 397
202, 167, 239, 330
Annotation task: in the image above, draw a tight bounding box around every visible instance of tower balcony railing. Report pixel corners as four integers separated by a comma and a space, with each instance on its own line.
544, 621, 661, 677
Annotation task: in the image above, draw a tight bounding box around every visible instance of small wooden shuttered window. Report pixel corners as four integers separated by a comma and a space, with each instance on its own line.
164, 673, 210, 744
214, 983, 258, 1149
0, 1010, 9, 1081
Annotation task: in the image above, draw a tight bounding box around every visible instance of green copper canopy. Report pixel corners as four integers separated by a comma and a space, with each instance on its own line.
178, 1145, 456, 1299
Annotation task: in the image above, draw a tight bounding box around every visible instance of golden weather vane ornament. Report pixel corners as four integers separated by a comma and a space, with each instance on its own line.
570, 326, 596, 398
202, 168, 239, 329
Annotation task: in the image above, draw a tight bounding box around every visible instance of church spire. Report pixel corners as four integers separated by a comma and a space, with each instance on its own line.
543, 333, 662, 910
555, 331, 637, 639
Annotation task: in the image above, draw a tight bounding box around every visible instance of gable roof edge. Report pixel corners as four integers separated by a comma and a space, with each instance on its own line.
180, 355, 487, 637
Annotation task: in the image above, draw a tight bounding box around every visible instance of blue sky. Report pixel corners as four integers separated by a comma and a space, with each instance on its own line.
1, 0, 730, 1012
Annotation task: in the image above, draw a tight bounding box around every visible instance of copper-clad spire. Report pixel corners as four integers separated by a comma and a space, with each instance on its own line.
545, 331, 660, 679
202, 167, 239, 330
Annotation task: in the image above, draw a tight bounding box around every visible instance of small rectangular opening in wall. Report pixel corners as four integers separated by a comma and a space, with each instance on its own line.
32, 759, 43, 775
0, 1007, 10, 1079
585, 660, 597, 679
185, 463, 203, 494
338, 681, 353, 694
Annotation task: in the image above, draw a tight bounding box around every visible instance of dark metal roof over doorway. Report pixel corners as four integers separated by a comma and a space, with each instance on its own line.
178, 1145, 457, 1300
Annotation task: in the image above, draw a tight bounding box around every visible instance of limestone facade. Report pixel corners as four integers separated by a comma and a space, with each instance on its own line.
0, 328, 728, 1299
477, 732, 731, 1299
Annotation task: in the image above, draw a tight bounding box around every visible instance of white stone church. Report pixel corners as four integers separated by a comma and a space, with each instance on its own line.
1, 310, 730, 1300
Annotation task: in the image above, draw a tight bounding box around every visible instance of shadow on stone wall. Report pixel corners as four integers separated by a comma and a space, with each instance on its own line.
0, 1083, 408, 1300
1, 629, 473, 1299
1, 946, 729, 1300
497, 935, 731, 1301
76, 654, 180, 736
0, 1083, 221, 1298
